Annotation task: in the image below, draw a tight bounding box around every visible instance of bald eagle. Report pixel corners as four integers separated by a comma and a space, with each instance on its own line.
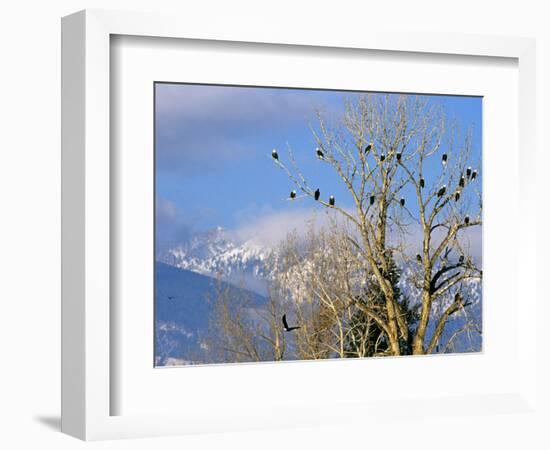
271, 149, 279, 160
437, 185, 446, 198
442, 153, 448, 166
466, 166, 472, 178
290, 190, 296, 199
471, 170, 477, 180
464, 215, 470, 225
416, 253, 422, 263
365, 143, 372, 153
314, 188, 320, 201
400, 198, 405, 207
459, 175, 465, 188
455, 190, 461, 202
420, 177, 425, 189
369, 194, 375, 205
380, 154, 386, 162
316, 147, 324, 159
282, 314, 300, 332
396, 152, 402, 162
329, 195, 335, 206
459, 255, 465, 264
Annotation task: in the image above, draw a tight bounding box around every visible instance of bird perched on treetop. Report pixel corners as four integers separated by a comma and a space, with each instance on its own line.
314, 188, 320, 201
466, 166, 472, 178
316, 147, 324, 159
379, 154, 386, 162
416, 253, 422, 263
455, 190, 461, 202
365, 143, 372, 153
442, 153, 448, 166
290, 190, 296, 199
464, 215, 470, 225
471, 170, 477, 180
271, 149, 279, 160
437, 185, 447, 198
282, 314, 300, 332
459, 255, 465, 264
396, 152, 402, 162
329, 195, 335, 206
400, 198, 405, 207
420, 177, 425, 189
459, 175, 465, 188
369, 194, 375, 205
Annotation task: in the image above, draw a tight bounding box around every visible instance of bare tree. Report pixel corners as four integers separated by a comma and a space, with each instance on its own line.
272, 93, 482, 356
269, 217, 419, 359
205, 277, 287, 363
270, 225, 359, 359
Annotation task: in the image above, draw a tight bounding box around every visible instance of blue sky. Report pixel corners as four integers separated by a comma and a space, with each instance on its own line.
155, 83, 482, 247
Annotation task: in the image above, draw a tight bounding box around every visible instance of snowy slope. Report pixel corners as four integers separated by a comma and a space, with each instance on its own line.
157, 227, 271, 293
155, 261, 266, 366
157, 228, 482, 362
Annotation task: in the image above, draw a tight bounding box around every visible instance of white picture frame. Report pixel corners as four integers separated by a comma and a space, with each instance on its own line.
61, 9, 538, 441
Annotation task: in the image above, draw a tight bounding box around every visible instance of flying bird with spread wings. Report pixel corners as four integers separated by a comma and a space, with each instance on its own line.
282, 314, 301, 332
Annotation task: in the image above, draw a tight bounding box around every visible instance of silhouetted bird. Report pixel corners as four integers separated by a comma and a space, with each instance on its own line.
329, 195, 335, 206
455, 191, 461, 202
416, 253, 422, 263
369, 194, 375, 205
420, 177, 425, 189
314, 188, 320, 201
471, 170, 477, 180
316, 147, 324, 159
396, 152, 402, 162
290, 190, 296, 199
464, 215, 470, 225
459, 255, 465, 264
159, 288, 177, 300
380, 154, 386, 162
282, 314, 300, 332
459, 175, 465, 188
442, 153, 448, 166
437, 185, 447, 198
365, 143, 372, 153
466, 166, 472, 178
400, 198, 405, 207
272, 149, 279, 160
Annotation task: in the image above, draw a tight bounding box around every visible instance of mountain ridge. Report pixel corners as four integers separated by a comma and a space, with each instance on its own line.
157, 226, 271, 292
155, 261, 266, 365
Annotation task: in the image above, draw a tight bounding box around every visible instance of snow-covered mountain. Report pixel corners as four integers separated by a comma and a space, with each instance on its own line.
156, 227, 273, 365
156, 227, 482, 364
157, 227, 272, 293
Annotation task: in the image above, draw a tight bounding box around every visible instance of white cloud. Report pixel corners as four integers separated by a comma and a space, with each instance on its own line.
229, 206, 337, 247
156, 197, 178, 224
155, 83, 345, 173
156, 83, 327, 124
230, 205, 482, 263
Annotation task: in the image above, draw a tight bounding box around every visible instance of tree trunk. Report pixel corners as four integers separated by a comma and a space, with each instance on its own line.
413, 290, 432, 354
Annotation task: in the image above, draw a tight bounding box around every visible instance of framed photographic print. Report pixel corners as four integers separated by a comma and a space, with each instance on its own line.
153, 82, 483, 367
62, 9, 539, 442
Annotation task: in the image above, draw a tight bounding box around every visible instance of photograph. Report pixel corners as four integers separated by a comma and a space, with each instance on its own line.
154, 83, 482, 366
